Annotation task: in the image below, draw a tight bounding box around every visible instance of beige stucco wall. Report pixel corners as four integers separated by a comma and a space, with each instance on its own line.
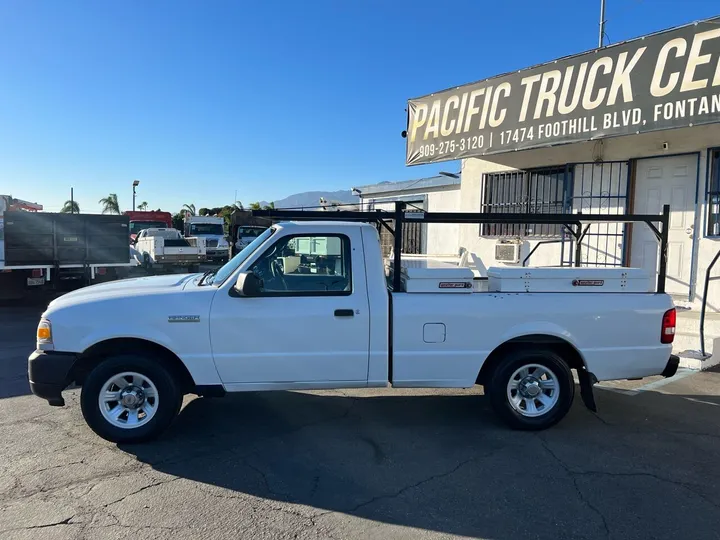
364, 186, 461, 256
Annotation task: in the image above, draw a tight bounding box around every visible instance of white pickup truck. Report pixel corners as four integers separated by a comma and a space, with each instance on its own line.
134, 228, 206, 272
28, 220, 678, 443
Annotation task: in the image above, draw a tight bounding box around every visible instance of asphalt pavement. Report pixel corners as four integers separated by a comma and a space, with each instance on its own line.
1, 305, 720, 539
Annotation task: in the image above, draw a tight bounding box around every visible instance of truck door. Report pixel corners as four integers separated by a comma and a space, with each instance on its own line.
209, 228, 371, 387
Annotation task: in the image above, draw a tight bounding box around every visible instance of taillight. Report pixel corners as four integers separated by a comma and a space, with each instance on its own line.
31, 269, 43, 278
96, 267, 107, 276
661, 308, 676, 344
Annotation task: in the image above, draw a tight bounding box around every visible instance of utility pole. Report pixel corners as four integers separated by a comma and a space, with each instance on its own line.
70, 187, 74, 214
132, 180, 140, 211
598, 0, 606, 48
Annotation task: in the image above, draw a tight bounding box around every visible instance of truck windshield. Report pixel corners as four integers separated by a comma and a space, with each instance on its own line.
190, 223, 224, 236
147, 230, 180, 239
130, 221, 168, 234
237, 227, 266, 239
209, 227, 276, 285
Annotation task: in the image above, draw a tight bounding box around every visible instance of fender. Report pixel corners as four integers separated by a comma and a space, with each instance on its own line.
495, 321, 584, 360
484, 321, 597, 413
79, 325, 222, 386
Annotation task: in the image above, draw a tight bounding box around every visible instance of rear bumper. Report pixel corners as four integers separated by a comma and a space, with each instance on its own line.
28, 350, 78, 406
155, 254, 205, 263
662, 354, 680, 378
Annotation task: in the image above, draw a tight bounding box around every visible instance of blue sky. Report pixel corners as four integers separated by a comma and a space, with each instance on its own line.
0, 0, 718, 213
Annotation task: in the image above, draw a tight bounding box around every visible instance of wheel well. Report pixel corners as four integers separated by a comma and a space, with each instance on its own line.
73, 338, 196, 393
476, 335, 585, 385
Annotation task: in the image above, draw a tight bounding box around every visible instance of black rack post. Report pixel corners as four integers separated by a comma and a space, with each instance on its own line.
393, 201, 405, 292
656, 204, 670, 294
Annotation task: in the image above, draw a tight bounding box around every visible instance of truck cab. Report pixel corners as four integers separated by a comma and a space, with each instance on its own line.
124, 211, 173, 242
184, 216, 228, 263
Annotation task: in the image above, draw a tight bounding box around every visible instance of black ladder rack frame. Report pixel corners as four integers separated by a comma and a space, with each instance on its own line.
252, 202, 671, 294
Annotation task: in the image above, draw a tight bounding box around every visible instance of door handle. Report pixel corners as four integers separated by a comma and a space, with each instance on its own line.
334, 309, 354, 317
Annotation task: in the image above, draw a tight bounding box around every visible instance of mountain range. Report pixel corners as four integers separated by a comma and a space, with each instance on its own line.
259, 190, 359, 209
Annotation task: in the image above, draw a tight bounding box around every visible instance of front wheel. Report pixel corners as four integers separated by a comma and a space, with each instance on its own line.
80, 354, 183, 443
487, 348, 575, 431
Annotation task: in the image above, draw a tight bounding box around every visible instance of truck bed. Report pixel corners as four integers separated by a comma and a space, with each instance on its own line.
391, 290, 673, 385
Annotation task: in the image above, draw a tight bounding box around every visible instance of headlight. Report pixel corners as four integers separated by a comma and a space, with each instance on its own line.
37, 319, 54, 350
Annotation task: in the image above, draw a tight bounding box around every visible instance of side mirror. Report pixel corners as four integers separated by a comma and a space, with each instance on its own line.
234, 271, 262, 297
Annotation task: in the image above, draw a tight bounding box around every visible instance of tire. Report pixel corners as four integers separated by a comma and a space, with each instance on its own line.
80, 354, 183, 443
487, 348, 575, 431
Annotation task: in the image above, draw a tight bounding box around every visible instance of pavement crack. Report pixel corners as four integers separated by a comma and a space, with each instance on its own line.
2, 516, 74, 533
338, 456, 478, 514
103, 477, 180, 508
574, 470, 720, 511
537, 436, 610, 538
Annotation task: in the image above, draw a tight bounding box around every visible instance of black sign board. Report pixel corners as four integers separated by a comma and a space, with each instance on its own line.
406, 17, 720, 165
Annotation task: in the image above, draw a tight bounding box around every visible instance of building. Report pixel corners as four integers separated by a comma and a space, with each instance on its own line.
352, 173, 461, 257
404, 16, 720, 367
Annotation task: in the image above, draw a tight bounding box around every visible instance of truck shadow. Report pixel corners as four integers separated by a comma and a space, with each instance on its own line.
121, 387, 720, 539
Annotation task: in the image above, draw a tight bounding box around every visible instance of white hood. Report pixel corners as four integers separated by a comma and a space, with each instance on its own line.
47, 273, 198, 311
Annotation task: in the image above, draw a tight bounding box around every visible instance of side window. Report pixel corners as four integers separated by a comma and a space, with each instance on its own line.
250, 235, 352, 295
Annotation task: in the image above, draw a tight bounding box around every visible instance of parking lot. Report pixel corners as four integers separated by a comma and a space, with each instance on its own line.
1, 304, 720, 540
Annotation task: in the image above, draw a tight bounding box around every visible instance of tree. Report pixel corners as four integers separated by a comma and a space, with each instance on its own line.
249, 202, 261, 210
263, 202, 275, 210
182, 203, 196, 216
137, 201, 148, 211
172, 212, 185, 230
60, 200, 80, 214
98, 193, 120, 214
199, 207, 210, 216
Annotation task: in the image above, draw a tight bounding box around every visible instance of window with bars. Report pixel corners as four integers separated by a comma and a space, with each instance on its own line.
480, 166, 569, 237
708, 149, 720, 237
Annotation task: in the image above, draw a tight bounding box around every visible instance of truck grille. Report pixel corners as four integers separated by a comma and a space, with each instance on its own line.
206, 239, 218, 248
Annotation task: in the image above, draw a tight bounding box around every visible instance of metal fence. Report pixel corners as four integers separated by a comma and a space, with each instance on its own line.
562, 161, 630, 267
379, 218, 423, 257
480, 166, 569, 238
708, 149, 720, 237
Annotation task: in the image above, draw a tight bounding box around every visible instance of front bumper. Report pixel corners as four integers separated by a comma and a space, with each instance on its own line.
28, 350, 78, 406
206, 250, 228, 260
662, 354, 680, 378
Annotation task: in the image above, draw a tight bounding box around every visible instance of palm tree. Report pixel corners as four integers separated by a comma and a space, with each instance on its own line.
98, 193, 120, 214
60, 200, 80, 214
263, 202, 275, 210
137, 201, 148, 211
182, 203, 196, 216
249, 202, 261, 210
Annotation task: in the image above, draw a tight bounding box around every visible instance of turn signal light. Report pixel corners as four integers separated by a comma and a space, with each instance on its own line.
661, 308, 676, 344
37, 320, 52, 342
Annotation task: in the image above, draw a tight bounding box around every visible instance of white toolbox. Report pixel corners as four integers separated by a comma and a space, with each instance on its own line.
486, 267, 652, 293
386, 258, 474, 293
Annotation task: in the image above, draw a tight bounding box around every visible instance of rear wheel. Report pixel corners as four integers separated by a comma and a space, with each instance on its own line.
487, 348, 575, 431
80, 354, 182, 443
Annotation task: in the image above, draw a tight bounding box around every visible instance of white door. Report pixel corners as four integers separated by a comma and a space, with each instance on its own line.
209, 229, 370, 387
631, 155, 697, 296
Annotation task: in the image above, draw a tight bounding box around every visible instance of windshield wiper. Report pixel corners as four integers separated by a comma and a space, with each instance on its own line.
199, 269, 218, 286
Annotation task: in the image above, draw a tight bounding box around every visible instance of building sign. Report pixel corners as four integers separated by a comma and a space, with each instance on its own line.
406, 17, 720, 165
